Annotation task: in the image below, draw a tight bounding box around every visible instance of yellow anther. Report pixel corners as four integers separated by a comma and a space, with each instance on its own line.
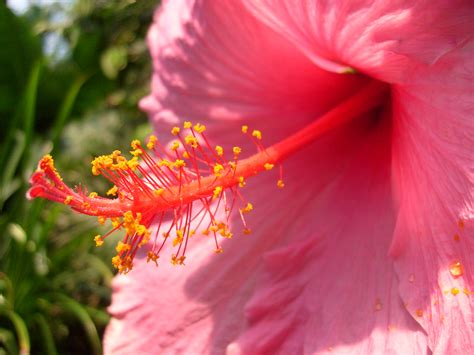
82, 201, 91, 210
111, 255, 121, 268
97, 216, 107, 225
228, 161, 237, 170
107, 185, 118, 196
171, 254, 186, 265
146, 135, 157, 149
146, 251, 159, 266
233, 146, 242, 156
154, 188, 164, 197
64, 195, 73, 205
130, 149, 143, 157
213, 186, 223, 198
171, 126, 180, 135
241, 202, 253, 213
170, 141, 180, 151
111, 255, 133, 273
91, 155, 114, 175
194, 123, 206, 133
183, 151, 190, 159
215, 145, 224, 156
183, 121, 192, 129
94, 235, 104, 247
222, 230, 233, 239
202, 229, 210, 236
159, 159, 172, 167
116, 241, 131, 253
264, 163, 274, 170
451, 287, 460, 296
238, 176, 246, 187
136, 225, 149, 237
241, 125, 248, 133
111, 217, 121, 229
174, 159, 186, 168
215, 246, 224, 254
213, 163, 224, 176
131, 139, 141, 150
172, 230, 184, 247
209, 224, 219, 233
185, 134, 198, 148
127, 157, 140, 170
88, 192, 98, 198
252, 130, 262, 140
277, 179, 285, 188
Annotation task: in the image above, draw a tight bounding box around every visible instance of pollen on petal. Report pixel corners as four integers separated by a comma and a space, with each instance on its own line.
449, 261, 464, 277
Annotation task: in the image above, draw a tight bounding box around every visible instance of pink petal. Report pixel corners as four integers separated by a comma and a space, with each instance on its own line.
389, 41, 474, 353
229, 119, 430, 354
139, 0, 368, 137
243, 0, 473, 82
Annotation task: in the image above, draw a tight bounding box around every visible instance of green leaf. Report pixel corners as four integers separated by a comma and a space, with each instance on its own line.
0, 328, 18, 355
0, 59, 42, 180
32, 314, 58, 355
0, 273, 14, 307
21, 60, 42, 162
0, 4, 41, 120
50, 74, 89, 148
53, 294, 101, 355
0, 310, 30, 355
0, 131, 25, 209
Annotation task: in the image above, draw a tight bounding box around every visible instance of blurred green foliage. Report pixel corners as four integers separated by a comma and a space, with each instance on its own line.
0, 1, 158, 353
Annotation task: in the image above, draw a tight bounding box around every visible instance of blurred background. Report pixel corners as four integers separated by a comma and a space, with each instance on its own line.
0, 0, 158, 353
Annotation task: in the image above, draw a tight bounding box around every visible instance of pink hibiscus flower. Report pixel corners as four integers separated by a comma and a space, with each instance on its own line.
28, 0, 473, 354
106, 1, 473, 353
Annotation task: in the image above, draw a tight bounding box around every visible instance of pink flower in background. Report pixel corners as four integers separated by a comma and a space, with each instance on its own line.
37, 0, 470, 353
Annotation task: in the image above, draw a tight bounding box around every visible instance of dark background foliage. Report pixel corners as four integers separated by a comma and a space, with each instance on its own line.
0, 1, 158, 353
